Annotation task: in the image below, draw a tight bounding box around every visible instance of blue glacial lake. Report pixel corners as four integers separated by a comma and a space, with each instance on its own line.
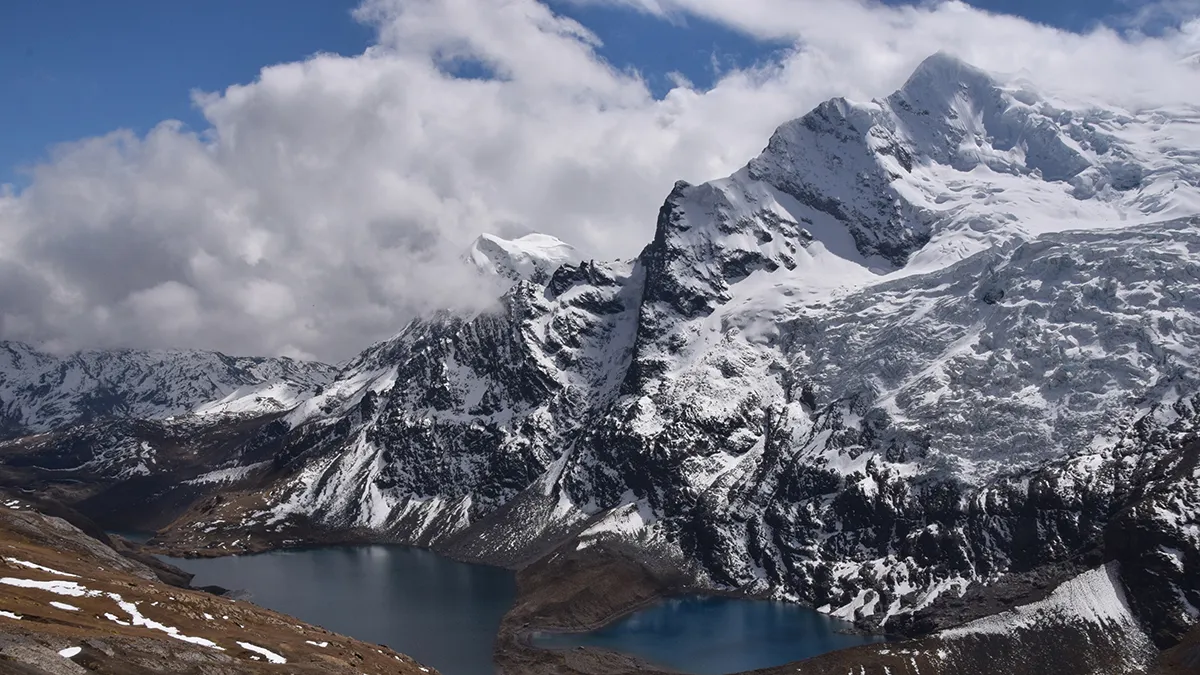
533, 595, 885, 675
162, 545, 517, 675
164, 545, 881, 675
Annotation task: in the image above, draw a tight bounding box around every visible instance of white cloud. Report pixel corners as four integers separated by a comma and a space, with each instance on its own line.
2, 0, 1199, 362
1113, 0, 1200, 33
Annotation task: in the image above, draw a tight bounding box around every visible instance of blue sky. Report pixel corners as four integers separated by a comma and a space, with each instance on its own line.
0, 0, 371, 185
0, 0, 1159, 186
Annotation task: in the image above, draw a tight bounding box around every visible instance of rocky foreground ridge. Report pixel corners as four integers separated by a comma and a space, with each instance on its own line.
0, 496, 436, 674
2, 53, 1200, 674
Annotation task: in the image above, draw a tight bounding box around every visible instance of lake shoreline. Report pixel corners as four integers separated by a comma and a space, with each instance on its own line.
151, 528, 730, 674
151, 528, 696, 673
146, 525, 899, 675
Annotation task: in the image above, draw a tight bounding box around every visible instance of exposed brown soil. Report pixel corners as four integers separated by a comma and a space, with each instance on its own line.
0, 501, 439, 675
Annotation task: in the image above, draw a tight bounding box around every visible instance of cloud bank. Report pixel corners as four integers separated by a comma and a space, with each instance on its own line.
2, 0, 1199, 362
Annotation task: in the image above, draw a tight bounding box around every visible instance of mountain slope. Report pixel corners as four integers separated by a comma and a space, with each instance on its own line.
0, 499, 437, 674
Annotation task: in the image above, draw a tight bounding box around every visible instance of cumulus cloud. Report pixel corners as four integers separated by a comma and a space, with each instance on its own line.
1, 0, 1199, 362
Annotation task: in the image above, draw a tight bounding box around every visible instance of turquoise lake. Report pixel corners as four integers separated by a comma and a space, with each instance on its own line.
533, 595, 884, 674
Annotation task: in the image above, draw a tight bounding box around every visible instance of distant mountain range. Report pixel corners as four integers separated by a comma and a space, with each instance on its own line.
0, 340, 336, 439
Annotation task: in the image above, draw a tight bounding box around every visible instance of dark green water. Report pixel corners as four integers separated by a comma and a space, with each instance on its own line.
164, 546, 881, 675
533, 595, 885, 675
162, 546, 517, 675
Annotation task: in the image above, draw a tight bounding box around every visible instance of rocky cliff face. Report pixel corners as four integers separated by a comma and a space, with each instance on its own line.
4, 52, 1200, 670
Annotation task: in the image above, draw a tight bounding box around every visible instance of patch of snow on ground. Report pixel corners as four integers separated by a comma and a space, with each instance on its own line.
237, 641, 287, 664
58, 646, 81, 658
0, 610, 21, 620
108, 594, 224, 650
0, 578, 94, 596
49, 601, 79, 611
4, 558, 80, 578
828, 589, 874, 621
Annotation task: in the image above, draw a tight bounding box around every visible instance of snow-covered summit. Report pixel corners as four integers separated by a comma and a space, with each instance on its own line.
617, 50, 1200, 395
737, 50, 1200, 273
467, 232, 581, 282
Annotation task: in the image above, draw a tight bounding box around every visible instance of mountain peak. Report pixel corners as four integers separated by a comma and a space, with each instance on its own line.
906, 51, 983, 81
467, 232, 580, 282
896, 51, 999, 105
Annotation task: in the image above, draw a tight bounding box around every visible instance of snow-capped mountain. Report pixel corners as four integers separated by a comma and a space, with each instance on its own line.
0, 341, 337, 439
5, 52, 1200, 668
467, 232, 582, 282
141, 53, 1200, 645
